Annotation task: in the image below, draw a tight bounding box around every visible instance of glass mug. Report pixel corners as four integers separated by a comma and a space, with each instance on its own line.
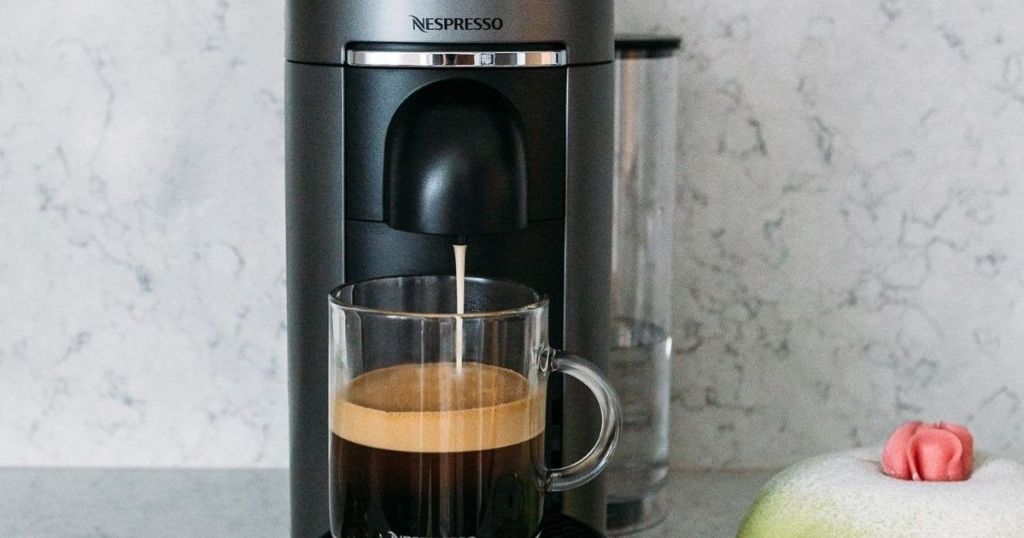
329, 276, 621, 538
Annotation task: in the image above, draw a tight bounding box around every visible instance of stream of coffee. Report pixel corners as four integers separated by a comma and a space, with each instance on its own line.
453, 243, 467, 373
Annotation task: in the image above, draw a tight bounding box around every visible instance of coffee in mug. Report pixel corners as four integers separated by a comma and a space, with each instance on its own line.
330, 363, 544, 537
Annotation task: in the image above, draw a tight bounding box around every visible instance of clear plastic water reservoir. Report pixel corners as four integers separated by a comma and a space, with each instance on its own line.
606, 35, 681, 535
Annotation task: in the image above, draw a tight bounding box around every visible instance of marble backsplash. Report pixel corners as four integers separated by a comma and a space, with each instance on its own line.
628, 0, 1024, 469
2, 0, 1023, 469
0, 0, 287, 466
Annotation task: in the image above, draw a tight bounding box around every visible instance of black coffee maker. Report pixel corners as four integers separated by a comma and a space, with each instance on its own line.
286, 1, 614, 536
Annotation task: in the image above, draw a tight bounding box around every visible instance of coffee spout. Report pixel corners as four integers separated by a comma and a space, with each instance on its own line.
383, 79, 528, 236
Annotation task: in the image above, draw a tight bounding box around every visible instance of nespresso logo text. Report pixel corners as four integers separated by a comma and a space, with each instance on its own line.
411, 16, 504, 32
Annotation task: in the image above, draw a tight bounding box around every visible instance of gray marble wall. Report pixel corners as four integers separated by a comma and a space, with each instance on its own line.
2, 1, 1023, 469
1, 0, 287, 466
617, 0, 1024, 469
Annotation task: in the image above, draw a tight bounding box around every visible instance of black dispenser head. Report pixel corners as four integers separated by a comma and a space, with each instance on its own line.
384, 79, 528, 235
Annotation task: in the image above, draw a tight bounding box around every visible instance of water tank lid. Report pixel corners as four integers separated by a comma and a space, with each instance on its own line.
614, 35, 681, 58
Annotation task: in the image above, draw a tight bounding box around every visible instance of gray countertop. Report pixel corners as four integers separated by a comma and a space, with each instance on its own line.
0, 468, 772, 537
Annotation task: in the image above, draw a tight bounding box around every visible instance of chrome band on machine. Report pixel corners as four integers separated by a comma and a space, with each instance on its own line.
346, 50, 567, 68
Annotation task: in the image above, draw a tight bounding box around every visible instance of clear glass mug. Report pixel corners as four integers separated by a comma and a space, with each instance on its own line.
328, 276, 621, 538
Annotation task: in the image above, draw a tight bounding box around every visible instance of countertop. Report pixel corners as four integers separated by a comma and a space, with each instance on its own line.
0, 468, 773, 537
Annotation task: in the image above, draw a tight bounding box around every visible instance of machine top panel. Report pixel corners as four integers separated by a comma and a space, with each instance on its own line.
287, 0, 614, 66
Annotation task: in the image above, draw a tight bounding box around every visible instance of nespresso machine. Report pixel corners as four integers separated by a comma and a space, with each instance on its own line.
286, 1, 615, 536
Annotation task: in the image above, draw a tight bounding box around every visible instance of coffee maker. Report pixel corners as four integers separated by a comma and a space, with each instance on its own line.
286, 1, 615, 536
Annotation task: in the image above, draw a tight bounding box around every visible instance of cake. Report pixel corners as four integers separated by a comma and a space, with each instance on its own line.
738, 422, 1024, 537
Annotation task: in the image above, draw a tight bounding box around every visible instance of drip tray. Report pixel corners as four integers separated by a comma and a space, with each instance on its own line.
538, 513, 605, 537
321, 514, 604, 538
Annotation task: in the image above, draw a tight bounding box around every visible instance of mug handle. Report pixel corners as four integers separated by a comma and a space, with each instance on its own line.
544, 351, 623, 493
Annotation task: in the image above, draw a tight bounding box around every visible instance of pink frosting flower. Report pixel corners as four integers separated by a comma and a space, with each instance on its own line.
881, 421, 973, 481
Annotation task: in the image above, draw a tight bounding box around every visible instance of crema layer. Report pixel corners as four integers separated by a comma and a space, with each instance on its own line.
331, 363, 545, 453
